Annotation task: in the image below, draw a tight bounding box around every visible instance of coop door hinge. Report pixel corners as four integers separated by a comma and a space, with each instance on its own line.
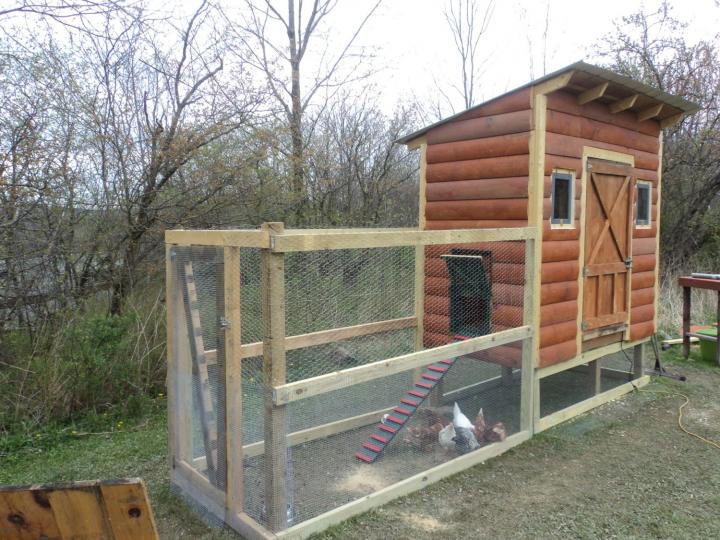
625, 257, 633, 269
581, 321, 588, 331
219, 317, 230, 329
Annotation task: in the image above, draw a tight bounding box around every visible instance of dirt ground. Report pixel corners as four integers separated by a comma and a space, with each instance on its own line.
315, 355, 720, 539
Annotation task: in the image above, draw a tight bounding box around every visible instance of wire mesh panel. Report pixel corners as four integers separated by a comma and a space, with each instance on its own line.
243, 343, 524, 528
166, 227, 536, 537
170, 245, 226, 488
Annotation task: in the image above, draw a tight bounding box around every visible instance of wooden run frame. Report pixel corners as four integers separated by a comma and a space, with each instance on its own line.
165, 222, 538, 539
165, 214, 649, 539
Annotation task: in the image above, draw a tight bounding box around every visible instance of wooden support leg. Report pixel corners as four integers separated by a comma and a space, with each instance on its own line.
501, 366, 514, 386
633, 343, 644, 380
683, 286, 691, 358
588, 360, 601, 395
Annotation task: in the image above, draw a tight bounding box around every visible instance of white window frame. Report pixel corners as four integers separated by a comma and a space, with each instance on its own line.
550, 169, 575, 229
635, 180, 652, 228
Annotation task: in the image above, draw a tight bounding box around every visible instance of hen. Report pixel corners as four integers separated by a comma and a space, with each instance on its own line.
452, 402, 480, 454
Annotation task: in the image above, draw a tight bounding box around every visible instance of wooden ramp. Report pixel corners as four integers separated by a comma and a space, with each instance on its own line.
0, 478, 158, 540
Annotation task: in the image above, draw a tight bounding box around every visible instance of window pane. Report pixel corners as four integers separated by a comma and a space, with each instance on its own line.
637, 184, 650, 224
552, 175, 571, 222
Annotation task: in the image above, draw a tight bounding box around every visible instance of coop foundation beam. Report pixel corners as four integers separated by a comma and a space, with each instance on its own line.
273, 326, 533, 405
269, 227, 536, 252
535, 375, 650, 432
441, 370, 520, 403
165, 229, 270, 248
274, 431, 530, 540
537, 337, 651, 379
569, 365, 635, 381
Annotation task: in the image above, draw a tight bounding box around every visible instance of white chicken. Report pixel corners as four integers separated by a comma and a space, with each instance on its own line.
452, 402, 480, 454
438, 423, 456, 451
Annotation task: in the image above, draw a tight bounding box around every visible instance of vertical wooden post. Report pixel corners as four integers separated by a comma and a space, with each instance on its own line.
414, 143, 428, 393
520, 237, 536, 433
682, 286, 691, 358
716, 292, 720, 367
215, 249, 227, 490
633, 343, 644, 380
224, 246, 244, 519
261, 223, 288, 532
588, 360, 601, 395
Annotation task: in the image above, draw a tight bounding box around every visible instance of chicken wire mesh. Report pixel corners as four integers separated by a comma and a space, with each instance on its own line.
168, 234, 531, 532
539, 349, 643, 418
242, 345, 524, 528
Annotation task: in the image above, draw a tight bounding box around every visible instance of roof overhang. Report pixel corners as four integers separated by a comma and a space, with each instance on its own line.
398, 61, 699, 147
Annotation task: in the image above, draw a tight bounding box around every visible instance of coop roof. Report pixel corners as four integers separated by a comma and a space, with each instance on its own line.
397, 60, 699, 146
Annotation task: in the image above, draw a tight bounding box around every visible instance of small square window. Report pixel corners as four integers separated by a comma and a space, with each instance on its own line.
636, 182, 651, 226
551, 172, 574, 226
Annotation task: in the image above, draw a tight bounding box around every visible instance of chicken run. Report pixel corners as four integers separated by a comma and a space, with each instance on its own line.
165, 63, 696, 539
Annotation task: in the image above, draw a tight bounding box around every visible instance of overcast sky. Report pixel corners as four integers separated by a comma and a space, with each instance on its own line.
333, 0, 720, 114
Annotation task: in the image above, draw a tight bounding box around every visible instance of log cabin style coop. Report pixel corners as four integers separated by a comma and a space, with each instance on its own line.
163, 62, 697, 540
399, 61, 697, 371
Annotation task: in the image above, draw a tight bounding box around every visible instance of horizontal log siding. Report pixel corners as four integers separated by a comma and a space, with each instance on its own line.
539, 90, 661, 364
422, 92, 532, 364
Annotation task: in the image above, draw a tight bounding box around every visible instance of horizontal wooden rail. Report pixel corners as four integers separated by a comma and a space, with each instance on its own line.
270, 227, 536, 252
537, 336, 651, 379
204, 316, 417, 364
273, 325, 532, 405
166, 226, 537, 252
165, 229, 270, 248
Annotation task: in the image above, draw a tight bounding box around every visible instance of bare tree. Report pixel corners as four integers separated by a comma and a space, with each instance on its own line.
442, 0, 494, 112
231, 0, 382, 220
594, 1, 720, 267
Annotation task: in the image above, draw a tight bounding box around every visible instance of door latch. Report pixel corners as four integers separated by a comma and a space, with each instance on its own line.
624, 257, 633, 269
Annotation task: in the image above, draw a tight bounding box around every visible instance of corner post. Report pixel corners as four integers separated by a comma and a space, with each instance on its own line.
224, 246, 244, 520
261, 222, 288, 532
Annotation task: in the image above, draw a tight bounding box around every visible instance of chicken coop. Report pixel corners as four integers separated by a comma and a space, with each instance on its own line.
165, 62, 697, 539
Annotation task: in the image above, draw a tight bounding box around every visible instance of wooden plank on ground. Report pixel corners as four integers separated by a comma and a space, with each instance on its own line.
0, 479, 158, 540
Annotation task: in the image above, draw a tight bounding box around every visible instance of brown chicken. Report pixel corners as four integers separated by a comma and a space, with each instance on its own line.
403, 422, 445, 452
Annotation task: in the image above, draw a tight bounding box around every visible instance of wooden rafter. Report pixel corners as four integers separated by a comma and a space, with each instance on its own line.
637, 103, 663, 122
609, 94, 639, 114
660, 112, 685, 128
577, 82, 609, 105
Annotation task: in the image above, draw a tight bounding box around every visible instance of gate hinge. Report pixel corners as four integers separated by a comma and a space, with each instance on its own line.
582, 267, 588, 277
581, 321, 588, 331
625, 257, 633, 269
219, 317, 230, 329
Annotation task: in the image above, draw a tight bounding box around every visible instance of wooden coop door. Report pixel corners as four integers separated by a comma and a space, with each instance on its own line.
582, 159, 633, 338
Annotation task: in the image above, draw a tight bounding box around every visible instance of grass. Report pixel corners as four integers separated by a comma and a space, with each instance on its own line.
3, 348, 720, 539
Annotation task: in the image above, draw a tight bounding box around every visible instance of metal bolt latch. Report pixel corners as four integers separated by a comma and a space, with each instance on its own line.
219, 317, 231, 329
